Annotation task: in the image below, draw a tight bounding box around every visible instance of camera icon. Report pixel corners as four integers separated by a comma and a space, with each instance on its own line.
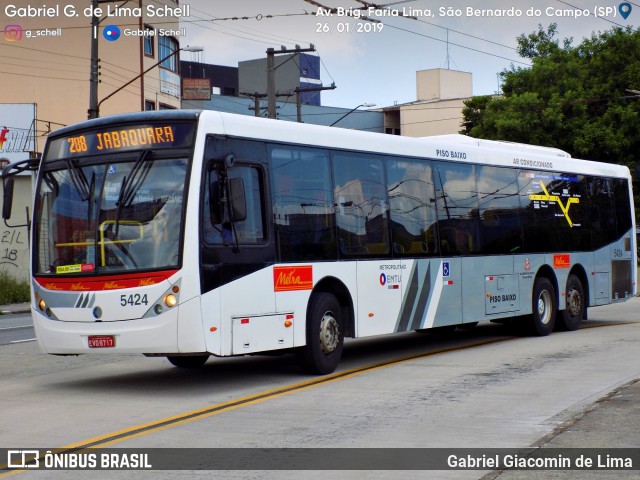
4, 24, 23, 42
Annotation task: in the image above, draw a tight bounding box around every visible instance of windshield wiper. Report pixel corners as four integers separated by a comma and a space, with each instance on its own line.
114, 150, 152, 236
65, 159, 91, 201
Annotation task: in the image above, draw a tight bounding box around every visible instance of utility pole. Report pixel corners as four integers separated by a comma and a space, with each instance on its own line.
241, 92, 268, 117
87, 0, 100, 119
294, 84, 336, 122
266, 45, 316, 120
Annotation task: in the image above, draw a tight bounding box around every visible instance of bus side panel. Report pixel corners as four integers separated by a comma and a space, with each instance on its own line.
177, 296, 206, 353
461, 256, 519, 323
356, 260, 406, 337
432, 258, 463, 327
594, 243, 613, 305
395, 259, 444, 331
217, 268, 276, 356
201, 287, 222, 355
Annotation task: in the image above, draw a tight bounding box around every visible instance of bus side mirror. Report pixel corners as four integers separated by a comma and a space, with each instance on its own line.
228, 177, 247, 222
209, 176, 247, 224
2, 177, 14, 220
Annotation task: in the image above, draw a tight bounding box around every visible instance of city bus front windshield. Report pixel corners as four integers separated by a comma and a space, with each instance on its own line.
34, 155, 188, 275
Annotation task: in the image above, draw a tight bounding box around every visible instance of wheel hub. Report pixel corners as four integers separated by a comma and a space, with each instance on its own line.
537, 290, 552, 325
567, 287, 582, 317
319, 312, 339, 354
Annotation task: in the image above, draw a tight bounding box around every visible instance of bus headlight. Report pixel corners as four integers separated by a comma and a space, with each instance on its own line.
38, 298, 47, 311
164, 294, 177, 308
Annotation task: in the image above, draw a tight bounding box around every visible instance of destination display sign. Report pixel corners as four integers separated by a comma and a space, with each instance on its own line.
45, 122, 195, 160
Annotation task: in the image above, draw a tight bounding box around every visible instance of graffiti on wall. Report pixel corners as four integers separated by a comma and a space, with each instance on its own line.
0, 226, 28, 280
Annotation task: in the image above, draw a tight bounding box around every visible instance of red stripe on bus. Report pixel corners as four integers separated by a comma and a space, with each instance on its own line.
34, 270, 178, 291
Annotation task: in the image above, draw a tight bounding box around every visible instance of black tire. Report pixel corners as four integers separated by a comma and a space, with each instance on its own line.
557, 274, 585, 331
527, 277, 556, 336
167, 355, 209, 368
298, 293, 344, 375
458, 321, 478, 330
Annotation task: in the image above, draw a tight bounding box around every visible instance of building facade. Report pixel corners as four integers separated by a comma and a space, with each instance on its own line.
239, 53, 324, 106
383, 69, 473, 137
1, 0, 183, 152
0, 0, 184, 280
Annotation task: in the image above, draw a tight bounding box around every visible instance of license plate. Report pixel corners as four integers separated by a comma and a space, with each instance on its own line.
88, 335, 115, 348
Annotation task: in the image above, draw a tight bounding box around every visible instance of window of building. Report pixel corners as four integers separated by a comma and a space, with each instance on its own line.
158, 103, 176, 110
159, 36, 178, 72
143, 25, 154, 57
144, 100, 155, 111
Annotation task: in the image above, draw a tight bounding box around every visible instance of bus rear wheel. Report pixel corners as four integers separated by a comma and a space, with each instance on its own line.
557, 274, 585, 331
167, 355, 209, 368
298, 293, 344, 375
527, 277, 556, 336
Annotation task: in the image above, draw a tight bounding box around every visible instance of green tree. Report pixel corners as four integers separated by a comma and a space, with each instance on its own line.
461, 24, 640, 169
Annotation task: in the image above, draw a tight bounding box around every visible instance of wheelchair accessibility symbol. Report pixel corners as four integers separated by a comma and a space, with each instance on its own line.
443, 261, 450, 277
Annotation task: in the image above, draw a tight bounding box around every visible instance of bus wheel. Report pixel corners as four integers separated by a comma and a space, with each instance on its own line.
167, 355, 209, 368
298, 293, 344, 375
557, 274, 585, 331
527, 277, 556, 336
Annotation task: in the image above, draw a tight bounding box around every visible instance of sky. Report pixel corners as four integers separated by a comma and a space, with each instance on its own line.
180, 0, 640, 108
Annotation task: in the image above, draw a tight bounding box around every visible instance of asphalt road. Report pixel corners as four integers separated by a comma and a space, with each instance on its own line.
0, 312, 34, 345
1, 299, 639, 479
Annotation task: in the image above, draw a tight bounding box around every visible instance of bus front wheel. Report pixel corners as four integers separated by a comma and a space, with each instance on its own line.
527, 277, 556, 336
298, 293, 344, 375
167, 355, 209, 368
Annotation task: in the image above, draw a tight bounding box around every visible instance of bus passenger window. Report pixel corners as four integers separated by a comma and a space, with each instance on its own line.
333, 152, 389, 257
386, 158, 437, 256
476, 166, 523, 254
269, 145, 337, 262
434, 162, 480, 255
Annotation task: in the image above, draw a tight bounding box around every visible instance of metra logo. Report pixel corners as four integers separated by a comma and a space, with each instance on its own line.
138, 279, 157, 286
70, 283, 90, 291
553, 254, 570, 269
273, 266, 313, 292
103, 281, 125, 290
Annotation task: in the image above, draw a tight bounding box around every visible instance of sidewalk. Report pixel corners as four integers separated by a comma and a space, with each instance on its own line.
489, 378, 640, 479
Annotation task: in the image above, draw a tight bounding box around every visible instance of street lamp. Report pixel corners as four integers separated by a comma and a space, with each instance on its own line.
93, 46, 203, 118
330, 103, 376, 127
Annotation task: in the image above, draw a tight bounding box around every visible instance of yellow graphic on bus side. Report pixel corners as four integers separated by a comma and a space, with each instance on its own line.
529, 183, 580, 227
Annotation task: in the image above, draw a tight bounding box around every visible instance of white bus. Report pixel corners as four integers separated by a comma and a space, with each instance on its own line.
2, 110, 636, 374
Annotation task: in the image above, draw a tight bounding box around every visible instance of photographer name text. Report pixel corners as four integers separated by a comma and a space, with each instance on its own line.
4, 3, 189, 18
